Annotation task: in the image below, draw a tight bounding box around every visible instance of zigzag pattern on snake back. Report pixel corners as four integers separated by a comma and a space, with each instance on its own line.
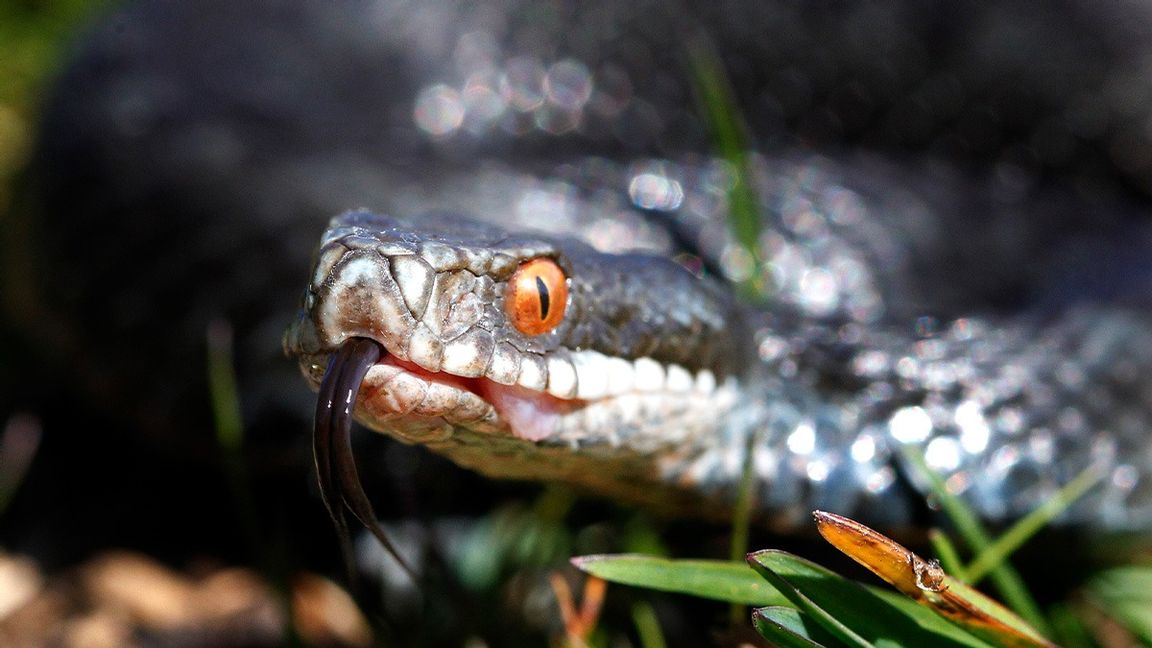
18, 0, 1152, 547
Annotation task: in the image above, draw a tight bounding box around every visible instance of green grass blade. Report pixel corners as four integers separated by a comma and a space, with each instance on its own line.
206, 320, 245, 453
631, 601, 668, 648
928, 529, 967, 581
752, 607, 834, 647
1084, 565, 1152, 643
963, 464, 1103, 585
570, 555, 788, 606
685, 32, 762, 297
1046, 603, 1097, 648
747, 552, 875, 648
748, 549, 994, 648
728, 430, 759, 624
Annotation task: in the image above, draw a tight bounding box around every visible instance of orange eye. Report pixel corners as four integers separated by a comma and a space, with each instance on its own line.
506, 258, 568, 335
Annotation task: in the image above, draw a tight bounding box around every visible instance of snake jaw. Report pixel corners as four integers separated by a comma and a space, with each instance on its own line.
303, 342, 590, 444
357, 354, 586, 442
299, 339, 727, 447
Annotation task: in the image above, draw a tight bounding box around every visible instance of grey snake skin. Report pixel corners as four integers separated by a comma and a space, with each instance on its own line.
19, 0, 1152, 538
286, 170, 1152, 534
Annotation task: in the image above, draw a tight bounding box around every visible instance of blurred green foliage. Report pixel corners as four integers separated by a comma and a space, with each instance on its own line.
0, 0, 110, 205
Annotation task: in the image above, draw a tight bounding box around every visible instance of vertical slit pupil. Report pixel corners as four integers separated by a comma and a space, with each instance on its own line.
535, 276, 550, 320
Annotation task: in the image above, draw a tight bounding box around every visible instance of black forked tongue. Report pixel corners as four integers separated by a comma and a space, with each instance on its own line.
314, 337, 416, 582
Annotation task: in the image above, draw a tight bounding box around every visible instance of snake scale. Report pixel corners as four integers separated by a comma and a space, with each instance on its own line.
16, 0, 1152, 543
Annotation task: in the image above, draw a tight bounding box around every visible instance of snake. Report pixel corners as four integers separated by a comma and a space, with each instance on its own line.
285, 172, 1152, 549
19, 0, 1152, 562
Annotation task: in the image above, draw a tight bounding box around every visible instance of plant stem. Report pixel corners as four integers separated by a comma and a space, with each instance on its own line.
928, 529, 967, 581
898, 444, 1051, 636
964, 464, 1103, 585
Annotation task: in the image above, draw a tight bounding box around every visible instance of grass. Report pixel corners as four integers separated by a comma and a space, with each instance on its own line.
574, 454, 1143, 647
686, 29, 764, 299
897, 444, 1048, 634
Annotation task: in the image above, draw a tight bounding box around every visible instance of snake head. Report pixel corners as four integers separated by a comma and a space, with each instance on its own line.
285, 210, 744, 450
283, 209, 750, 541
284, 209, 748, 570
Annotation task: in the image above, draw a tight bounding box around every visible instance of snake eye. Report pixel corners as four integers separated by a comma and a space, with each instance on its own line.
506, 258, 568, 335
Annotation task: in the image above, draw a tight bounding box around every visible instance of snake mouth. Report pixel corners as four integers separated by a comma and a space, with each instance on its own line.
298, 332, 597, 445
360, 353, 586, 443
312, 336, 584, 573
302, 330, 731, 449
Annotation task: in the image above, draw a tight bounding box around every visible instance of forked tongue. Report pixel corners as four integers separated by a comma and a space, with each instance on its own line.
314, 337, 416, 582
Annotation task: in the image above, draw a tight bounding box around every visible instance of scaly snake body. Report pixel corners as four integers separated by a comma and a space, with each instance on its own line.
286, 179, 1152, 534
21, 0, 1152, 540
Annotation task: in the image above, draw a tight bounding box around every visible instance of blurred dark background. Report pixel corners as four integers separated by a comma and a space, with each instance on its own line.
4, 1, 1152, 646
